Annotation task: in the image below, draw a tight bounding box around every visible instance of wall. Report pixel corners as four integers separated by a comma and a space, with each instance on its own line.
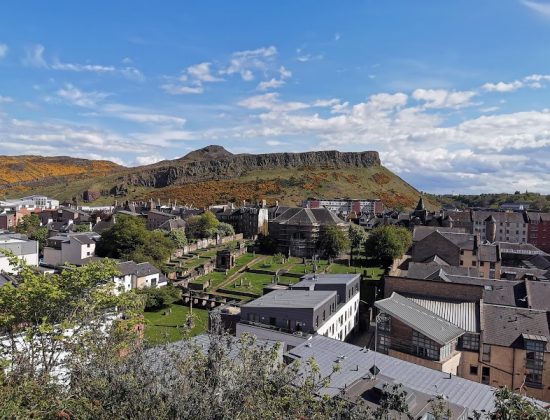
384, 276, 483, 301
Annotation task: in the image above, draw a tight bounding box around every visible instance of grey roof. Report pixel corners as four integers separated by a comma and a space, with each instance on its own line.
497, 242, 548, 256
375, 293, 465, 345
482, 304, 550, 347
412, 226, 466, 242
292, 273, 360, 289
115, 261, 161, 277
116, 261, 139, 276
243, 289, 336, 310
272, 207, 346, 226
407, 262, 479, 280
71, 233, 99, 245
483, 281, 526, 307
407, 296, 480, 332
526, 281, 550, 311
158, 218, 186, 231
479, 244, 499, 262
287, 335, 496, 415
472, 210, 527, 224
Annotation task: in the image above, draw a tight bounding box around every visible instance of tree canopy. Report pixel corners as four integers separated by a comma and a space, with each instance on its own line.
15, 213, 48, 253
96, 215, 174, 266
348, 223, 368, 262
365, 225, 412, 265
317, 225, 350, 259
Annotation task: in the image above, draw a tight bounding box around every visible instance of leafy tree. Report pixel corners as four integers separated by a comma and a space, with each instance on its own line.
96, 215, 174, 266
168, 229, 188, 248
217, 222, 235, 237
73, 223, 91, 232
136, 284, 181, 310
185, 211, 221, 239
349, 223, 368, 263
317, 225, 350, 259
489, 386, 549, 419
15, 214, 48, 253
365, 225, 412, 266
256, 232, 278, 254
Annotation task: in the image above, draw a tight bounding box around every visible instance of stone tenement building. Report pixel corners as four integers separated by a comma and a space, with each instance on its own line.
268, 207, 348, 258
214, 206, 268, 239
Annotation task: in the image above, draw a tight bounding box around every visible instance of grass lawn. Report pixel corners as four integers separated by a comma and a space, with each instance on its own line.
286, 259, 330, 274
227, 272, 298, 295
250, 256, 301, 272
144, 303, 209, 345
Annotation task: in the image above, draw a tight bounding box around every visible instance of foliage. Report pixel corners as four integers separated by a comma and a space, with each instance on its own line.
435, 192, 550, 212
137, 284, 182, 311
374, 384, 413, 420
73, 223, 91, 232
15, 214, 48, 252
428, 395, 452, 420
0, 255, 143, 419
365, 225, 412, 265
186, 211, 221, 239
217, 222, 235, 237
96, 215, 174, 267
168, 229, 188, 248
349, 223, 368, 262
317, 225, 350, 259
488, 387, 549, 419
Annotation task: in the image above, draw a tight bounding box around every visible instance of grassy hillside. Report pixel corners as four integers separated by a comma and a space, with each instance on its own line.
0, 155, 123, 197
1, 152, 436, 210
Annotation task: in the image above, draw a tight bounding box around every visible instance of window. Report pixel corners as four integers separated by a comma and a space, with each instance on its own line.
470, 365, 478, 375
490, 262, 495, 269
461, 333, 480, 351
525, 340, 545, 387
315, 316, 319, 328
480, 261, 485, 267
323, 310, 326, 321
471, 261, 476, 267
378, 335, 390, 354
482, 344, 491, 362
460, 250, 464, 255
412, 331, 440, 361
481, 367, 490, 385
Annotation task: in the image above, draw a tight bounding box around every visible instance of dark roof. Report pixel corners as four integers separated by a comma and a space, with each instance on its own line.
472, 210, 527, 224
242, 289, 336, 310
271, 207, 346, 226
159, 218, 186, 231
407, 262, 479, 280
71, 234, 98, 245
116, 261, 139, 276
135, 262, 161, 277
412, 226, 466, 242
482, 304, 550, 347
479, 244, 499, 262
444, 210, 472, 223
497, 242, 548, 256
482, 281, 526, 307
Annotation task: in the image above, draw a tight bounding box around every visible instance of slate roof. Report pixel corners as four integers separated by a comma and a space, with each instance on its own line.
526, 281, 550, 311
159, 218, 186, 231
271, 207, 346, 226
497, 242, 548, 256
482, 281, 526, 307
287, 335, 496, 415
412, 226, 466, 242
407, 262, 479, 280
444, 210, 472, 223
482, 304, 550, 348
116, 261, 139, 276
472, 210, 527, 224
242, 289, 336, 310
375, 292, 465, 345
115, 261, 161, 277
71, 233, 99, 245
479, 243, 500, 262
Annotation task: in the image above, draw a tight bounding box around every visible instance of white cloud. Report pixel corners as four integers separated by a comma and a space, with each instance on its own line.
0, 43, 7, 59
412, 88, 477, 109
256, 65, 292, 91
0, 95, 13, 103
102, 104, 186, 126
266, 140, 286, 146
161, 84, 204, 95
522, 0, 550, 18
221, 46, 277, 80
187, 62, 223, 82
23, 44, 47, 68
334, 33, 341, 41
482, 80, 523, 92
135, 154, 165, 166
57, 84, 110, 108
296, 48, 324, 63
238, 93, 309, 112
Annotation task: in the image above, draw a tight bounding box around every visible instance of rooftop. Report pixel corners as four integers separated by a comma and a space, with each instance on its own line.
242, 289, 336, 310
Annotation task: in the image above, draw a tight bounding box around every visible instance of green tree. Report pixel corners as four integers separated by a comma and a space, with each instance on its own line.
73, 223, 91, 232
96, 215, 174, 266
217, 222, 235, 237
365, 225, 412, 266
168, 229, 188, 248
317, 225, 350, 259
137, 284, 181, 310
489, 387, 549, 419
185, 211, 221, 239
15, 214, 48, 253
349, 223, 368, 263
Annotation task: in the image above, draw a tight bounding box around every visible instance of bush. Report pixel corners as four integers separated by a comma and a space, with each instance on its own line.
137, 284, 181, 311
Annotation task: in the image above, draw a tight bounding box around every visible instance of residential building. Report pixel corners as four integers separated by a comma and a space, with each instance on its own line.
527, 212, 550, 253
268, 207, 348, 258
113, 261, 167, 295
237, 274, 360, 349
302, 198, 383, 216
214, 206, 269, 238
472, 210, 528, 243
43, 232, 100, 266
147, 209, 179, 230
0, 233, 39, 273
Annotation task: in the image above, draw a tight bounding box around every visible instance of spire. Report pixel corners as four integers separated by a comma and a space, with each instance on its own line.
415, 196, 425, 211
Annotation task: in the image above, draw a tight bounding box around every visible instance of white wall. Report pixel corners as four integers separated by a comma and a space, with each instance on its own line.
317, 293, 360, 341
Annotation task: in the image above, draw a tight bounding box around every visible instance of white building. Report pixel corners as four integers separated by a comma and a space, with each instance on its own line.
43, 232, 99, 267
113, 261, 167, 295
0, 233, 39, 273
0, 195, 59, 212
236, 274, 360, 350
303, 198, 383, 216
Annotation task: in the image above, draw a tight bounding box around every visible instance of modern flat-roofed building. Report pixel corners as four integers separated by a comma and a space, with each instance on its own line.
43, 232, 100, 266
0, 233, 39, 273
237, 274, 360, 348
303, 198, 383, 216
0, 195, 59, 212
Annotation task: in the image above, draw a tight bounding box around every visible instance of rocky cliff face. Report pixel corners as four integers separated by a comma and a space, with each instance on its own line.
116, 149, 381, 189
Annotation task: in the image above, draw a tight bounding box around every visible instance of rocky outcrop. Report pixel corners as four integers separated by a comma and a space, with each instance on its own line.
117, 149, 381, 188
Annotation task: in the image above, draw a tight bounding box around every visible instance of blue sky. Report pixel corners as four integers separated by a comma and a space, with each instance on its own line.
1, 1, 550, 194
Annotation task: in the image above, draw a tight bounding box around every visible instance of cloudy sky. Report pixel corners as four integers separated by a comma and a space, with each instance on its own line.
1, 1, 550, 194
